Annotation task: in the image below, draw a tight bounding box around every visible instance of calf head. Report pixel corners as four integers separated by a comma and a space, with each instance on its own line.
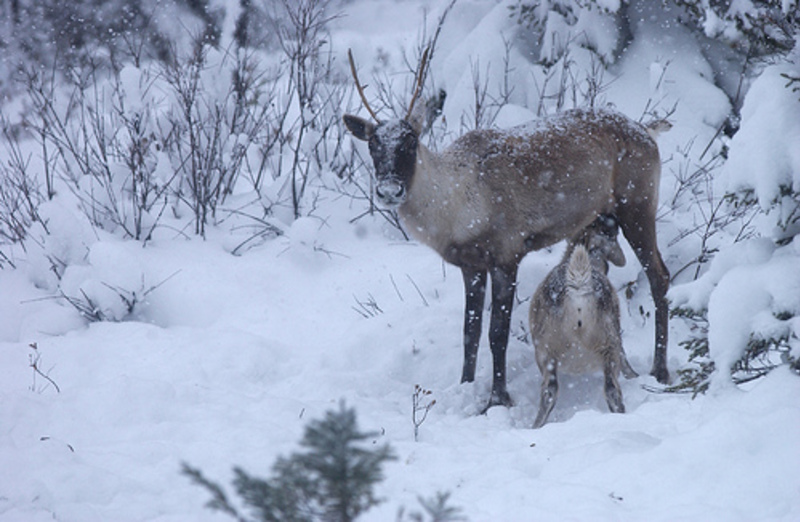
574, 214, 626, 273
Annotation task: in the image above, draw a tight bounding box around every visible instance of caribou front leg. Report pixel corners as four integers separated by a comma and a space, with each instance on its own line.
461, 268, 487, 384
483, 264, 518, 411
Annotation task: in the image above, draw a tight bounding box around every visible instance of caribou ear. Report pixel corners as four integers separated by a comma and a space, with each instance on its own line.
407, 105, 425, 136
343, 114, 376, 141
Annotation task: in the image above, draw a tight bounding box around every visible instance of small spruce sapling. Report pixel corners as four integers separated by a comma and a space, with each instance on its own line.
183, 402, 396, 522
410, 491, 466, 522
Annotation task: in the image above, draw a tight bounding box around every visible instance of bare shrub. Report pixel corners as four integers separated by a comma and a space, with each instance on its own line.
162, 42, 274, 237
272, 0, 344, 218
22, 61, 173, 241
0, 120, 48, 249
664, 141, 758, 281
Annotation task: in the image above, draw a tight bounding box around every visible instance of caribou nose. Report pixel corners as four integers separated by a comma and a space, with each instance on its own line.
376, 181, 406, 204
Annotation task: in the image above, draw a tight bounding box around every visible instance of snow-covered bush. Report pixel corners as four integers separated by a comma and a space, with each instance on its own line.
510, 0, 630, 66
722, 59, 800, 243
0, 0, 213, 99
0, 0, 363, 327
503, 1, 631, 122
669, 57, 800, 391
8, 0, 356, 241
21, 62, 175, 241
675, 0, 798, 57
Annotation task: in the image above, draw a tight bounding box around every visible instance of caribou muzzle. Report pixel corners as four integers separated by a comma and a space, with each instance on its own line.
375, 179, 407, 206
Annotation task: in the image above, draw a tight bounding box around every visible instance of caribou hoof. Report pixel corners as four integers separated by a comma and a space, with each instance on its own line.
480, 389, 513, 414
650, 365, 671, 385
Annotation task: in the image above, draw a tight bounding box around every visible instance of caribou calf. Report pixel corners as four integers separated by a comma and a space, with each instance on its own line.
530, 217, 638, 429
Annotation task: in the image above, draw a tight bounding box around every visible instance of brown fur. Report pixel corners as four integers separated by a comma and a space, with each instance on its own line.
402, 110, 660, 268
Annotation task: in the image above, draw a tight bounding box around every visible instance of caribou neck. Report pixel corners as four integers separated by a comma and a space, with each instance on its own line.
397, 142, 486, 260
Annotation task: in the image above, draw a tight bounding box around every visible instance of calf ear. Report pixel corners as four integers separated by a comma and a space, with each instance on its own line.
343, 114, 375, 141
608, 242, 626, 267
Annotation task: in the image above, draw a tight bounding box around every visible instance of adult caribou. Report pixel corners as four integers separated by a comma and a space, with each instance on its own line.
343, 50, 670, 411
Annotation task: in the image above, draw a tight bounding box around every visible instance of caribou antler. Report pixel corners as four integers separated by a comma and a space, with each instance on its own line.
348, 49, 381, 123
406, 46, 430, 121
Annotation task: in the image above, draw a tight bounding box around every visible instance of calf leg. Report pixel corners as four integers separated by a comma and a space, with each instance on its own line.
603, 358, 625, 414
483, 264, 517, 411
461, 268, 487, 384
533, 358, 558, 429
620, 347, 639, 379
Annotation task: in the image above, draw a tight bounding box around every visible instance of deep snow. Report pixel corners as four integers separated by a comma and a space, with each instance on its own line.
2, 0, 800, 521
2, 217, 799, 521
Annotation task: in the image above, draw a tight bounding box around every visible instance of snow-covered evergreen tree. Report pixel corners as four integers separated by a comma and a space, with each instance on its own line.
670, 49, 800, 391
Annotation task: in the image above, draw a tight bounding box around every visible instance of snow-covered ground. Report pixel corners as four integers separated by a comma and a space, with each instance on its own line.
1, 0, 799, 520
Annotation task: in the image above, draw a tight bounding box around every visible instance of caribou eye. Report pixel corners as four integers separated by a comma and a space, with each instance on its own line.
368, 138, 382, 157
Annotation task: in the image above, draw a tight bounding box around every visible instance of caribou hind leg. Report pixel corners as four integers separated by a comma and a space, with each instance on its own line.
633, 241, 669, 383
649, 263, 670, 384
618, 205, 671, 384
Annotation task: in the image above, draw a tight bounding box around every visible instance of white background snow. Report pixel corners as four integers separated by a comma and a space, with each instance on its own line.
1, 0, 799, 521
